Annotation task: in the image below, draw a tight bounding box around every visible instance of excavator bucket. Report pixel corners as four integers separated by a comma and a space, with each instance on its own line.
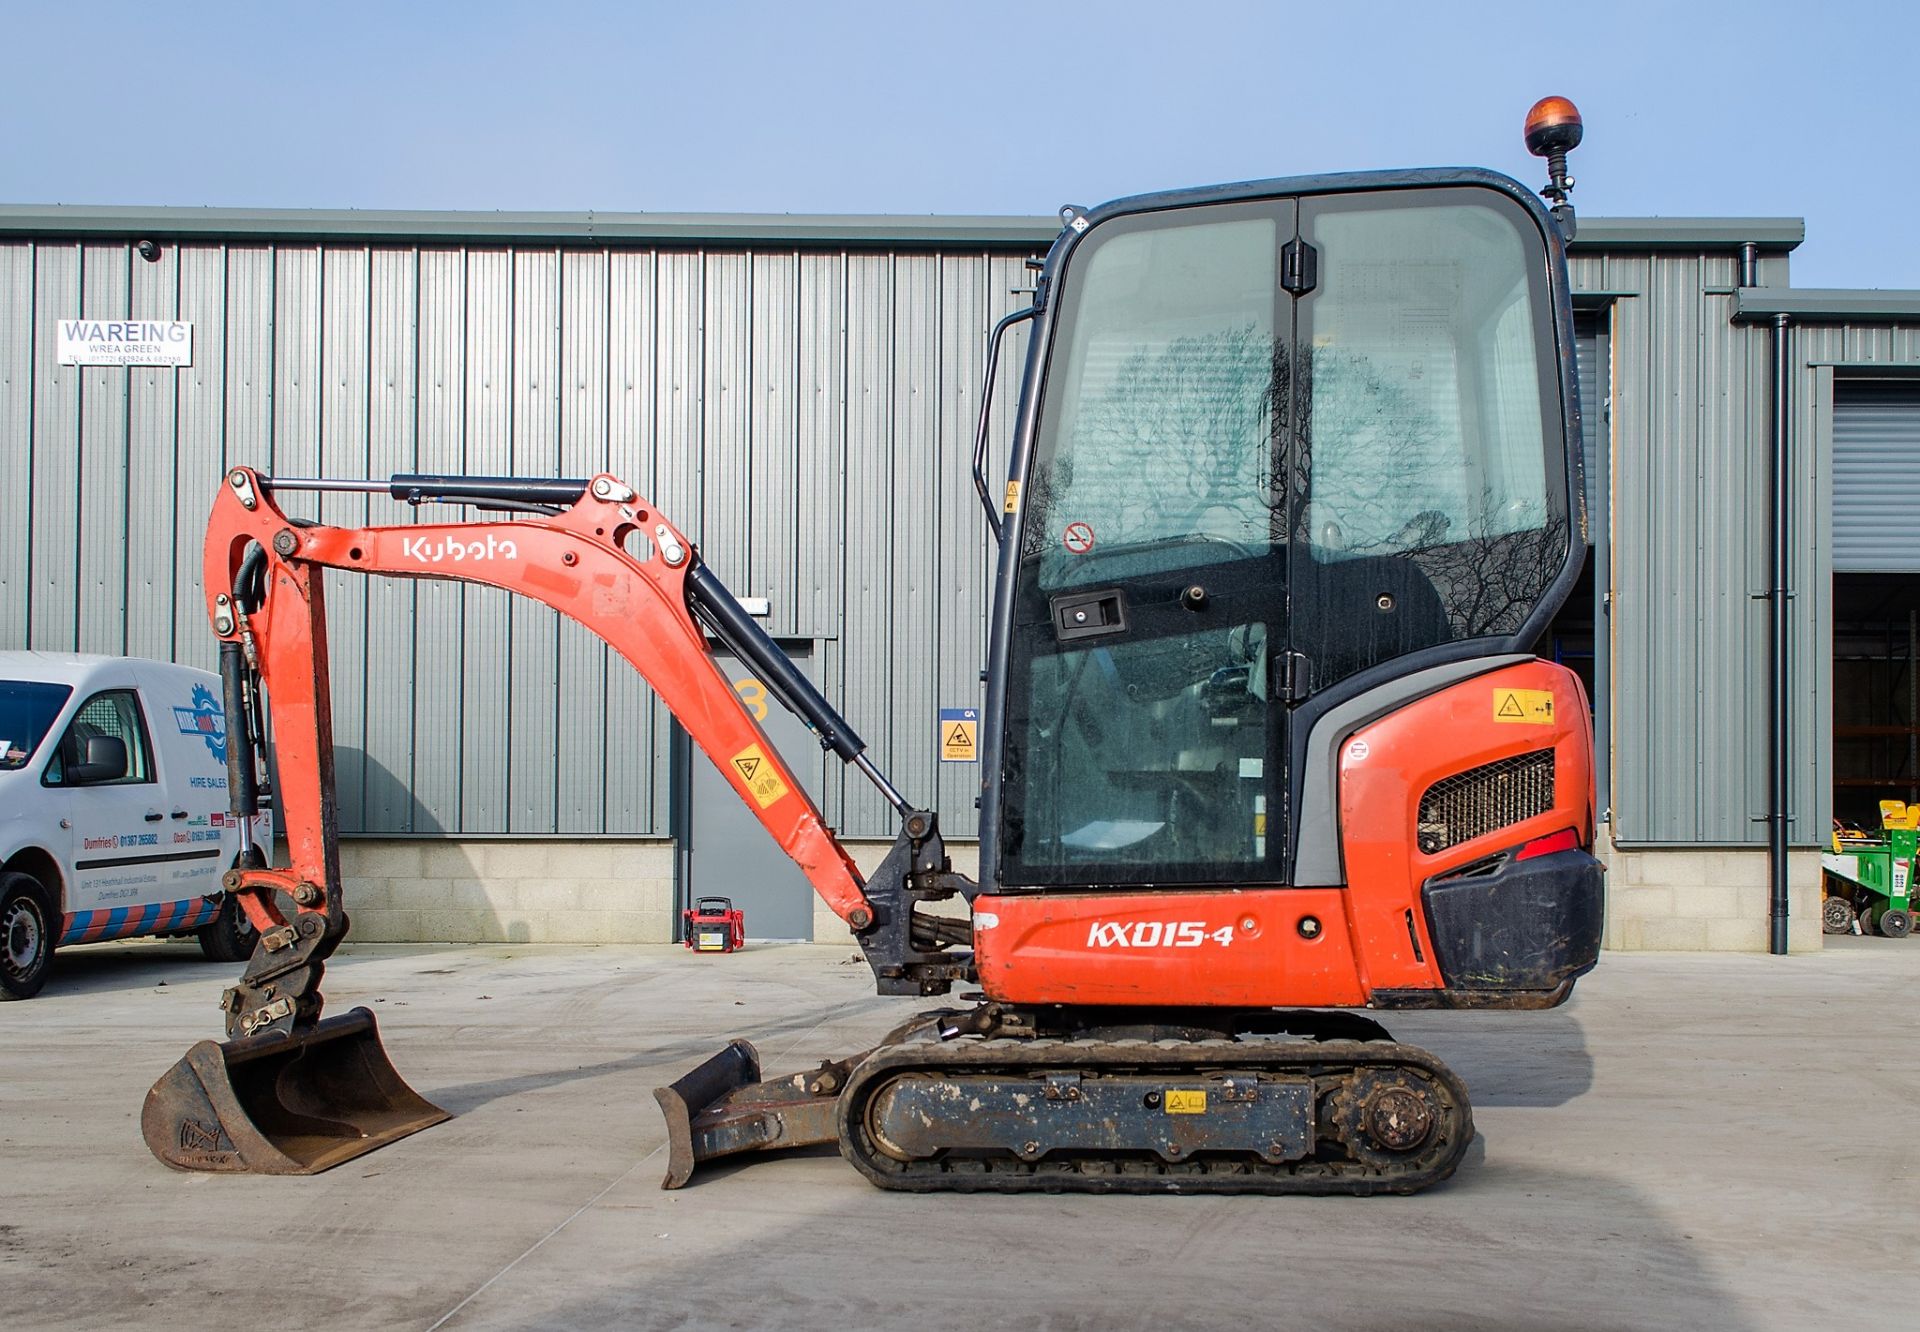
142, 1006, 449, 1174
654, 1039, 854, 1188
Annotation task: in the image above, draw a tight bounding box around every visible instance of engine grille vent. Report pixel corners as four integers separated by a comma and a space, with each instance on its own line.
1417, 750, 1555, 855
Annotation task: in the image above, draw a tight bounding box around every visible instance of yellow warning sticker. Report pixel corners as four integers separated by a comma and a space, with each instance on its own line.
940, 707, 978, 762
1493, 688, 1556, 724
1003, 480, 1021, 514
730, 744, 791, 808
1164, 1090, 1208, 1115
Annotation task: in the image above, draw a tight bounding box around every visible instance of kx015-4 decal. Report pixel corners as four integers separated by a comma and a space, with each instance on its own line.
1086, 921, 1236, 948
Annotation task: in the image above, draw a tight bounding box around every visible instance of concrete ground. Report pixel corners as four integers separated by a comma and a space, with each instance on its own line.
1, 938, 1914, 1332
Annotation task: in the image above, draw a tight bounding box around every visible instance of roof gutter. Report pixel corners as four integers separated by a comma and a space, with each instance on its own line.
0, 204, 1804, 254
0, 205, 1059, 250
1734, 287, 1920, 322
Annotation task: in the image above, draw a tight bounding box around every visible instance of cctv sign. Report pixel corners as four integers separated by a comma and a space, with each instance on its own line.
57, 319, 193, 367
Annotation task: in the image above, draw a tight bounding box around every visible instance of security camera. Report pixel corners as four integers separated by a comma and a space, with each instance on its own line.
136, 239, 162, 263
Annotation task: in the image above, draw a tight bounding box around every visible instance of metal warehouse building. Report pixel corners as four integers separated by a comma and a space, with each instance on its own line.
4, 202, 1917, 951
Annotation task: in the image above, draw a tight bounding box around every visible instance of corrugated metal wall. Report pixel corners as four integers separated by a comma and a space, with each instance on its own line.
0, 237, 1040, 838
1565, 247, 1832, 846
2, 221, 1854, 852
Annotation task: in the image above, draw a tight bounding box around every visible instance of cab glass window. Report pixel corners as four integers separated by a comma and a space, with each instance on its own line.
1025, 207, 1283, 590
1297, 193, 1565, 677
43, 690, 154, 787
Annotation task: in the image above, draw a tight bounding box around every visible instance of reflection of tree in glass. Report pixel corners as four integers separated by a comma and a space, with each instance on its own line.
1415, 506, 1568, 639
1295, 347, 1454, 551
1020, 459, 1066, 562
1300, 349, 1564, 642
1022, 326, 1288, 563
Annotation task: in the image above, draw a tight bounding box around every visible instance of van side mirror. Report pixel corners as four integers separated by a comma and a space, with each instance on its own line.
69, 735, 129, 784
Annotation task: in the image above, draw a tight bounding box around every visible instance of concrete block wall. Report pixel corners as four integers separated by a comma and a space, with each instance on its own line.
327, 834, 1822, 954
1597, 834, 1823, 953
339, 838, 676, 944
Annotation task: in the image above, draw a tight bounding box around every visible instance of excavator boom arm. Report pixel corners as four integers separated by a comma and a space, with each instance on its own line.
203, 467, 884, 1040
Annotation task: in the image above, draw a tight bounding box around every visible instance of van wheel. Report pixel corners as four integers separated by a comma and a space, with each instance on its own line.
197, 893, 258, 963
0, 873, 54, 1000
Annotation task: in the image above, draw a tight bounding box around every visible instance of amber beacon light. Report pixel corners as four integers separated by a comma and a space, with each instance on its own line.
1524, 96, 1584, 157
1523, 95, 1583, 232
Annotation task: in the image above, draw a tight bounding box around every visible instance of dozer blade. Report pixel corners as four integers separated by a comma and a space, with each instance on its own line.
653, 1039, 855, 1189
142, 1006, 449, 1175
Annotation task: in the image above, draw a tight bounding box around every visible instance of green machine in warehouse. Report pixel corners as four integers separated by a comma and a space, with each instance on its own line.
1824, 802, 1919, 938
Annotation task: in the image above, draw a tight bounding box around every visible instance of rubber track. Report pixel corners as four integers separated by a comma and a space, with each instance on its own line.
835, 1034, 1473, 1196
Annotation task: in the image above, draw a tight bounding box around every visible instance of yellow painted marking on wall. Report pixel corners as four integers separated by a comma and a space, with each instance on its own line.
1164, 1089, 1208, 1115
730, 744, 791, 808
734, 677, 769, 721
1003, 479, 1021, 514
1492, 688, 1555, 724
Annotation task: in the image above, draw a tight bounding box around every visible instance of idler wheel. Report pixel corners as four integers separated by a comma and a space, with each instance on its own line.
1332, 1071, 1443, 1165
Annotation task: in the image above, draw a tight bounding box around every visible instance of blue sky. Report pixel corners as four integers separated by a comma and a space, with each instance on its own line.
2, 0, 1909, 288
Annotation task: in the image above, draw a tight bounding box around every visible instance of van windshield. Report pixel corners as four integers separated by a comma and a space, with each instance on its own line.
0, 682, 73, 769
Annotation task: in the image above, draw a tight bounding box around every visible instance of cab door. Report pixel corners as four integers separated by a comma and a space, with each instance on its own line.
997, 200, 1302, 888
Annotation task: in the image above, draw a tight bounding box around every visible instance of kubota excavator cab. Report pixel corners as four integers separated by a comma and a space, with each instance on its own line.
966, 169, 1601, 1012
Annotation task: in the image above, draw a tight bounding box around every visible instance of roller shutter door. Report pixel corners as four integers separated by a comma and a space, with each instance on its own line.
1834, 380, 1920, 573
1573, 308, 1608, 521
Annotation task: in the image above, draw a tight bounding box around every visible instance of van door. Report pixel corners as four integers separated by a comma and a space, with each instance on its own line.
140, 664, 238, 886
50, 688, 208, 925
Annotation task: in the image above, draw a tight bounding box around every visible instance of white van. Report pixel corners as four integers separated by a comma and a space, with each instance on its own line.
0, 652, 272, 999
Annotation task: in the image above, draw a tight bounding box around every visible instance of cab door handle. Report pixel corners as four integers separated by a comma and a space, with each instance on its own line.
144, 811, 164, 822
170, 809, 190, 820
1050, 588, 1129, 642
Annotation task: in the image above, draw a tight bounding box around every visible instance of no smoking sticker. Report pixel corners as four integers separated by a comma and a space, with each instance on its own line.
1062, 522, 1096, 554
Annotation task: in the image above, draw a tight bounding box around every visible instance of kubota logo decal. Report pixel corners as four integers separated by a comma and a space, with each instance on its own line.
1086, 920, 1235, 948
401, 534, 520, 564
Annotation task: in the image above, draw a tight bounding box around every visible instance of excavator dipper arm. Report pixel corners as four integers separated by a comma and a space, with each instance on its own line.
144, 466, 971, 1174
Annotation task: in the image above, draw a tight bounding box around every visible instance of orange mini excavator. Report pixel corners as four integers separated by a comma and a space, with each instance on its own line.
145, 100, 1603, 1195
